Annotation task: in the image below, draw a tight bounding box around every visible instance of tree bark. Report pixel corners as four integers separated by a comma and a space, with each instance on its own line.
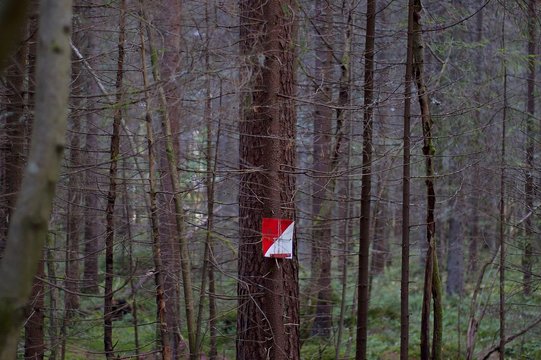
237, 0, 299, 359
0, 0, 72, 356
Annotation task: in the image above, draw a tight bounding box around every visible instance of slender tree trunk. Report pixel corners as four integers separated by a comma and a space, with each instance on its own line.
499, 9, 508, 359
446, 198, 463, 296
522, 0, 535, 296
468, 3, 483, 275
0, 0, 72, 355
335, 3, 354, 357
64, 48, 84, 316
310, 0, 334, 338
401, 2, 413, 351
46, 235, 59, 360
412, 1, 443, 358
195, 8, 220, 355
145, 14, 197, 359
138, 8, 172, 358
81, 2, 101, 294
356, 0, 376, 358
237, 0, 299, 358
104, 1, 126, 357
153, 1, 184, 354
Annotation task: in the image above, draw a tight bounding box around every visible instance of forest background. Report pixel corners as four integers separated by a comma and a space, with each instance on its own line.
0, 0, 540, 359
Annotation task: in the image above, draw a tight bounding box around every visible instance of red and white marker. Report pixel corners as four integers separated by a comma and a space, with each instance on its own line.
261, 218, 294, 259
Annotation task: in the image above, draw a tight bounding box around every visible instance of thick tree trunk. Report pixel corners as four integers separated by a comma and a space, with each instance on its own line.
104, 2, 126, 357
0, 0, 72, 356
356, 0, 376, 358
237, 0, 299, 359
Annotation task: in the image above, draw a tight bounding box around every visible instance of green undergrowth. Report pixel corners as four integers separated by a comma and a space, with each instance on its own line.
32, 249, 541, 360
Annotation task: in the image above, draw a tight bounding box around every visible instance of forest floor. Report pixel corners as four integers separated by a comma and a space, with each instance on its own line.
66, 250, 541, 360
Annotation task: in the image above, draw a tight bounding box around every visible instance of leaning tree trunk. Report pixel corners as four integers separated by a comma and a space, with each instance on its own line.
0, 0, 72, 356
412, 1, 443, 359
237, 0, 299, 359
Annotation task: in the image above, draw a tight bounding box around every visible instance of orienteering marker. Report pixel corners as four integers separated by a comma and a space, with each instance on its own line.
261, 218, 294, 259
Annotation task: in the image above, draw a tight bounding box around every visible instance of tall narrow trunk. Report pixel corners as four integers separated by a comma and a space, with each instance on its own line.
64, 47, 83, 315
468, 3, 483, 275
335, 3, 354, 357
310, 0, 334, 338
522, 0, 535, 296
446, 198, 463, 296
195, 8, 220, 354
81, 2, 101, 294
400, 0, 414, 352
356, 0, 376, 358
104, 1, 126, 357
499, 9, 508, 359
46, 236, 59, 360
237, 0, 299, 358
153, 1, 184, 354
145, 16, 197, 360
137, 9, 172, 359
412, 1, 443, 358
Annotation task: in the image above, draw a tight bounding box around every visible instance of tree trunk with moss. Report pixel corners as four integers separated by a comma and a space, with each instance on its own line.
0, 0, 72, 356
